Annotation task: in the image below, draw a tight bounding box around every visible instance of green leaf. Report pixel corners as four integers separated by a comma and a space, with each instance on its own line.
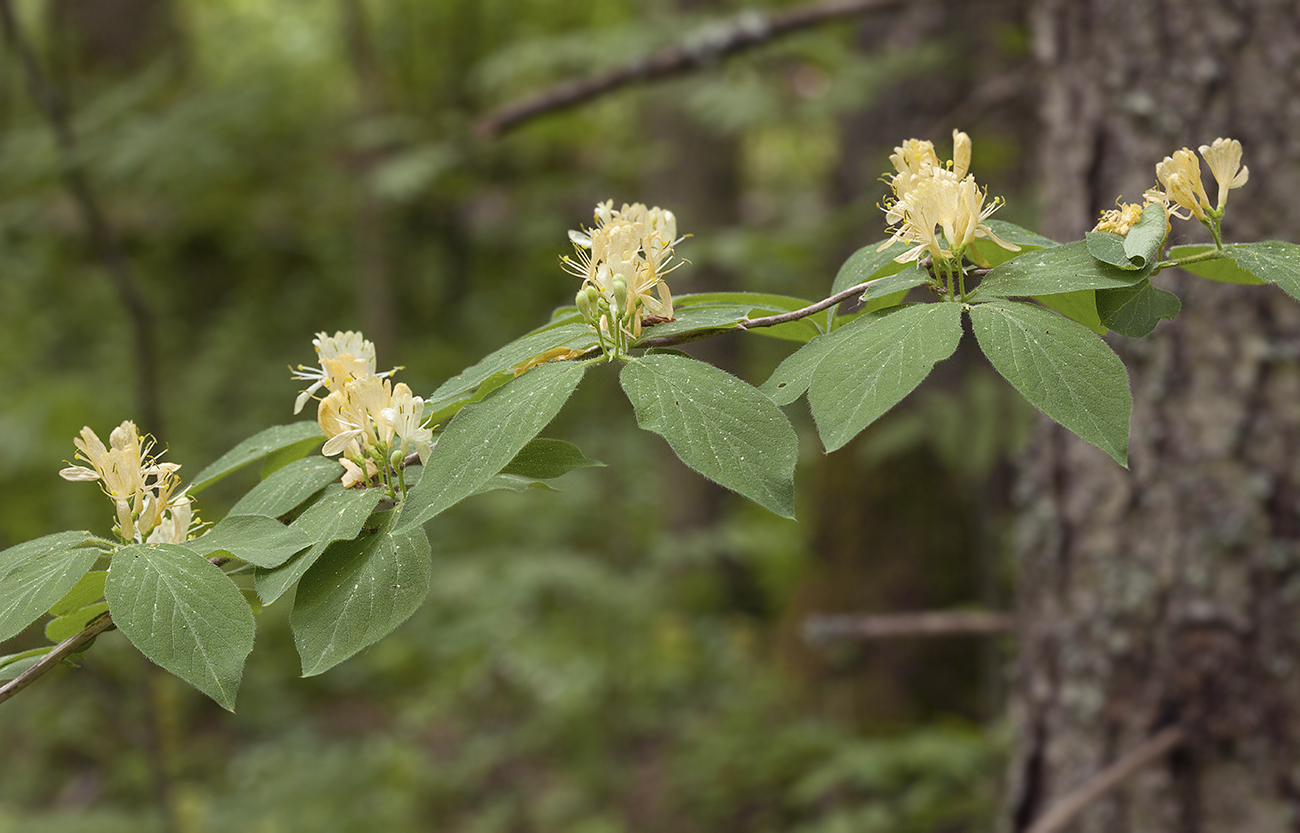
969, 219, 1058, 268
633, 305, 747, 340
1035, 290, 1105, 333
831, 241, 916, 294
500, 438, 604, 480
760, 331, 840, 406
807, 303, 964, 453
619, 354, 798, 518
230, 455, 342, 518
0, 533, 102, 642
189, 423, 324, 493
429, 323, 594, 406
395, 360, 587, 534
45, 602, 109, 642
254, 486, 385, 604
1168, 245, 1265, 284
48, 570, 107, 617
187, 515, 310, 569
1216, 241, 1300, 300
1096, 279, 1181, 337
977, 240, 1151, 298
106, 543, 255, 710
0, 530, 96, 580
0, 647, 51, 683
968, 301, 1131, 466
1085, 204, 1166, 271
291, 512, 432, 677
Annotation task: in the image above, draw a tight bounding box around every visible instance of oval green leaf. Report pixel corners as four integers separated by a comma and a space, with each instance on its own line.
106, 543, 255, 710
291, 512, 432, 677
807, 303, 963, 453
620, 354, 798, 518
968, 301, 1131, 466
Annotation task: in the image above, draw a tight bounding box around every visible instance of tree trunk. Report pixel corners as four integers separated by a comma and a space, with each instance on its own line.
1011, 1, 1300, 830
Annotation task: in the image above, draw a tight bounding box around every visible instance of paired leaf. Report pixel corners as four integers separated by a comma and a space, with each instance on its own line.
291, 512, 432, 677
230, 455, 343, 518
428, 322, 594, 406
759, 334, 839, 407
46, 602, 109, 643
48, 570, 107, 617
1168, 245, 1265, 285
1096, 279, 1181, 337
500, 438, 604, 480
188, 515, 311, 569
831, 240, 912, 294
255, 486, 385, 604
1214, 241, 1300, 301
968, 301, 1131, 466
969, 219, 1058, 268
189, 422, 324, 493
978, 240, 1151, 299
807, 303, 964, 452
1035, 290, 1105, 333
620, 353, 798, 518
0, 647, 52, 683
106, 543, 255, 710
395, 360, 587, 534
0, 532, 102, 642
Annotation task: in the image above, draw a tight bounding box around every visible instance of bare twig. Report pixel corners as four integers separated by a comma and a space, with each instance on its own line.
803, 610, 1015, 642
1024, 725, 1186, 833
476, 0, 906, 138
739, 276, 894, 330
0, 0, 163, 434
0, 612, 114, 706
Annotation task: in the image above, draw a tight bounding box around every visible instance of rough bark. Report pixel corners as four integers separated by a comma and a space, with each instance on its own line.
1012, 1, 1300, 830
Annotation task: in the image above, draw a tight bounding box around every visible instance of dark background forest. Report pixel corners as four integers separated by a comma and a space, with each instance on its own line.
4, 0, 1296, 831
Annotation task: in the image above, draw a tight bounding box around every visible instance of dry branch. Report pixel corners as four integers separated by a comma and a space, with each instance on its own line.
476, 0, 906, 138
803, 610, 1016, 641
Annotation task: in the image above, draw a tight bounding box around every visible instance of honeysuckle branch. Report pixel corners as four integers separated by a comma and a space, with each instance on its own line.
0, 0, 163, 434
803, 610, 1015, 642
476, 0, 907, 138
1023, 725, 1186, 833
0, 611, 114, 707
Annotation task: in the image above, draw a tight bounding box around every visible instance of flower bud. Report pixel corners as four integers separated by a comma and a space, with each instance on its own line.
575, 287, 594, 322
612, 276, 629, 314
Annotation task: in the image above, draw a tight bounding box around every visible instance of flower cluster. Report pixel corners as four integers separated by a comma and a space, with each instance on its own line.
1095, 138, 1248, 243
60, 421, 196, 544
877, 130, 1018, 268
563, 200, 685, 355
292, 331, 431, 491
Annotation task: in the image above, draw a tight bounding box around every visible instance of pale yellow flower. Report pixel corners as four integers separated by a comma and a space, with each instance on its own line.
877, 131, 1016, 265
563, 200, 685, 339
1199, 138, 1249, 209
292, 330, 395, 414
1155, 149, 1211, 221
60, 421, 195, 543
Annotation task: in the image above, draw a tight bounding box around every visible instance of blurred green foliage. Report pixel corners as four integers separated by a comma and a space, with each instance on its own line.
0, 0, 1034, 829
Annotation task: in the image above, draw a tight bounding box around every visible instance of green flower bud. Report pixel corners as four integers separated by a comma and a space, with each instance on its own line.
612, 276, 629, 314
